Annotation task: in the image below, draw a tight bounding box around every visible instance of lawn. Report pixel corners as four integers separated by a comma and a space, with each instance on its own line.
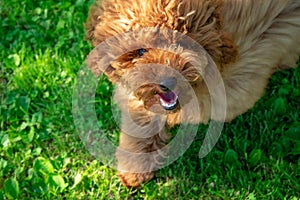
0, 0, 300, 199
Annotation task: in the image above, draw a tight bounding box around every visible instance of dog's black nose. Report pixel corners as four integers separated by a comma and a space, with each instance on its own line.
159, 77, 177, 91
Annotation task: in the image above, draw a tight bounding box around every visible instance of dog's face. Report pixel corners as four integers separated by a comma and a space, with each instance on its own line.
119, 48, 208, 113
87, 28, 210, 114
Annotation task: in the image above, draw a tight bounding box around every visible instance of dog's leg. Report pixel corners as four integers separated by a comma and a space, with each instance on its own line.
114, 91, 169, 187
116, 132, 155, 188
116, 129, 168, 188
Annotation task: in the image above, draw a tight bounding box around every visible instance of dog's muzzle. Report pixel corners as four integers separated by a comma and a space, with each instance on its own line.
158, 77, 179, 110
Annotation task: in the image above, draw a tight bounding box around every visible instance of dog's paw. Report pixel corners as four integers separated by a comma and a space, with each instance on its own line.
118, 171, 154, 188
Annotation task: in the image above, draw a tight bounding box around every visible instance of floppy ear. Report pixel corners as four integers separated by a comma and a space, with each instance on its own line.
86, 46, 103, 76
180, 0, 238, 67
86, 46, 121, 83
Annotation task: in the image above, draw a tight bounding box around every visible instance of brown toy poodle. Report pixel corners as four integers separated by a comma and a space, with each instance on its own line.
85, 0, 300, 187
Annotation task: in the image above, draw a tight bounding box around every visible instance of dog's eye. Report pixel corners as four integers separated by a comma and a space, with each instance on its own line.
136, 48, 147, 57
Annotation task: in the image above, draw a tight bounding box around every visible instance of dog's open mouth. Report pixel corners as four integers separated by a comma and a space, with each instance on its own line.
158, 91, 178, 110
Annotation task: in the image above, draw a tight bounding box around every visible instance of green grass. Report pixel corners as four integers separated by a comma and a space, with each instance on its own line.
1, 0, 300, 199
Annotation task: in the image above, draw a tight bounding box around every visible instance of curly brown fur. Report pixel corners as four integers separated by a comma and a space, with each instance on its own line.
85, 0, 300, 187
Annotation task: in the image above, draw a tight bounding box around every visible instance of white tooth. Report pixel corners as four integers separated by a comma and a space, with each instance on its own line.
159, 95, 178, 109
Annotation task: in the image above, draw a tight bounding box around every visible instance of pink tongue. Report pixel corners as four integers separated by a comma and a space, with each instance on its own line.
158, 92, 176, 103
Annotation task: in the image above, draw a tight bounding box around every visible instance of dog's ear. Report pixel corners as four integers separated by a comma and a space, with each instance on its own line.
86, 46, 120, 83
180, 0, 238, 66
86, 47, 102, 76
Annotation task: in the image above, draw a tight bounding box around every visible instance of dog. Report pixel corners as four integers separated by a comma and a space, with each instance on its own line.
85, 0, 300, 187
